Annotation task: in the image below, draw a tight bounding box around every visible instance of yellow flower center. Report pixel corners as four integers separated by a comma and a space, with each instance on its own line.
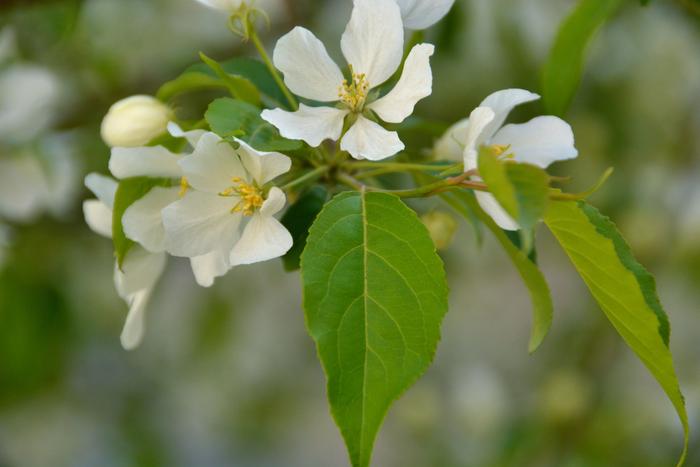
338, 65, 370, 112
178, 176, 189, 197
219, 177, 264, 216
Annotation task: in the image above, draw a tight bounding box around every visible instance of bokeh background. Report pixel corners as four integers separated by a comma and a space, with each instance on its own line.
1, 0, 699, 466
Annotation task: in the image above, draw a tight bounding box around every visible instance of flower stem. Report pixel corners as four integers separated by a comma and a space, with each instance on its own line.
337, 172, 483, 198
281, 166, 329, 192
249, 29, 298, 110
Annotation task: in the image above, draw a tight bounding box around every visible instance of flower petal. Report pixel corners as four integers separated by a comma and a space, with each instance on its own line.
462, 107, 495, 170
229, 214, 292, 266
193, 0, 242, 11
190, 250, 231, 288
162, 191, 242, 258
475, 191, 519, 231
167, 121, 206, 148
395, 0, 455, 30
341, 0, 404, 87
434, 117, 469, 161
120, 288, 150, 351
272, 27, 344, 102
261, 104, 348, 148
83, 200, 113, 238
368, 43, 434, 124
122, 186, 179, 253
341, 115, 404, 161
260, 187, 286, 217
179, 132, 248, 193
114, 248, 166, 298
234, 139, 292, 185
84, 172, 117, 208
491, 116, 578, 168
478, 88, 540, 141
109, 146, 182, 179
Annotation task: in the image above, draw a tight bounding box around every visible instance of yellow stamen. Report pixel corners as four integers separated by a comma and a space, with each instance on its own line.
490, 144, 511, 156
178, 176, 189, 197
338, 64, 370, 112
218, 176, 264, 216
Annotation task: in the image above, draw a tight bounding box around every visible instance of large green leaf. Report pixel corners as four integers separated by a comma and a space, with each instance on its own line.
541, 0, 623, 115
545, 200, 688, 466
205, 98, 302, 152
112, 177, 172, 268
443, 189, 553, 352
301, 191, 449, 467
281, 186, 328, 271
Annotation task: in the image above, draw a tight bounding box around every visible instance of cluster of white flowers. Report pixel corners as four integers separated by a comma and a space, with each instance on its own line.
87, 0, 578, 349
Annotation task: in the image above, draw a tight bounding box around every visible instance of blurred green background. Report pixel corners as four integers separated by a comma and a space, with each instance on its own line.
0, 0, 699, 466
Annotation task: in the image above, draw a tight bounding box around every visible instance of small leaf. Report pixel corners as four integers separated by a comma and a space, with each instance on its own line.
541, 0, 624, 115
281, 186, 328, 271
156, 71, 223, 102
444, 189, 553, 352
112, 177, 172, 268
205, 98, 302, 152
301, 191, 449, 467
545, 200, 688, 466
199, 53, 261, 106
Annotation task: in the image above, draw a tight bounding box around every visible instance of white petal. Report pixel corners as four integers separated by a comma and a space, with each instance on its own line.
491, 116, 578, 168
395, 0, 455, 30
83, 200, 113, 238
109, 146, 182, 179
261, 187, 287, 217
84, 173, 117, 208
229, 214, 292, 266
162, 191, 242, 258
120, 288, 151, 351
167, 121, 206, 148
462, 107, 495, 170
179, 132, 248, 194
122, 186, 179, 253
475, 191, 519, 231
114, 248, 166, 298
272, 27, 344, 102
190, 250, 231, 288
0, 155, 49, 222
479, 88, 540, 141
261, 105, 348, 147
233, 139, 292, 185
341, 0, 404, 87
434, 117, 469, 161
341, 115, 404, 161
368, 43, 434, 124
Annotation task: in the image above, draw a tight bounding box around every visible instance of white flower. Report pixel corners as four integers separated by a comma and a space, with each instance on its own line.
395, 0, 455, 30
107, 123, 231, 288
194, 0, 243, 11
436, 89, 578, 230
162, 131, 292, 266
261, 0, 434, 161
100, 95, 173, 148
83, 173, 166, 350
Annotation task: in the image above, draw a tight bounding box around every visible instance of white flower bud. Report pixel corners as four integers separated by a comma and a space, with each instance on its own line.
100, 95, 173, 148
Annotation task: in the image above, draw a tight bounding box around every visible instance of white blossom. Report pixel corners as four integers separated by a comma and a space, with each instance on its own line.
162, 131, 292, 266
261, 0, 434, 161
100, 95, 173, 148
83, 173, 166, 350
395, 0, 455, 30
436, 89, 578, 230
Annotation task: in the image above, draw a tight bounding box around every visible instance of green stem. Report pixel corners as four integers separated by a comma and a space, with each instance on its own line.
345, 161, 461, 172
337, 172, 480, 198
249, 29, 298, 110
281, 166, 329, 192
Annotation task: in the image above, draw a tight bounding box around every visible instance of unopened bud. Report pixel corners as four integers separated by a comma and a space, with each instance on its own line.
421, 211, 457, 250
100, 95, 173, 147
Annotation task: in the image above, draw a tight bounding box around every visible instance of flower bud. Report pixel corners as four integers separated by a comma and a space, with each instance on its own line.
421, 211, 457, 250
100, 95, 173, 147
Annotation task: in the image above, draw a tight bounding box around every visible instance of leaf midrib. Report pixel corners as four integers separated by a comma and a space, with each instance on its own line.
360, 189, 369, 464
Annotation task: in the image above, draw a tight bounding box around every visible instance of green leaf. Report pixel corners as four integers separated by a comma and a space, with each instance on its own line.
477, 148, 550, 251
444, 189, 553, 352
112, 177, 172, 268
199, 53, 261, 106
541, 0, 623, 115
205, 98, 302, 152
545, 200, 688, 466
281, 186, 328, 271
301, 191, 449, 467
156, 71, 224, 102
